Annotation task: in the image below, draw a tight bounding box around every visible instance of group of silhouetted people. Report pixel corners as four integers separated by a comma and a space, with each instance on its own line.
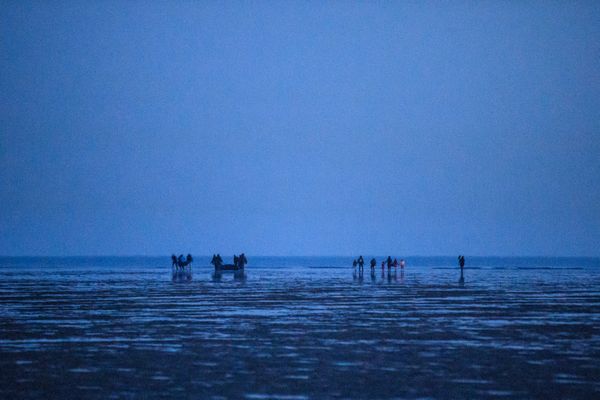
353, 255, 466, 270
210, 253, 248, 269
172, 254, 193, 270
210, 254, 223, 268
352, 254, 466, 282
353, 255, 406, 271
234, 253, 248, 268
171, 253, 465, 280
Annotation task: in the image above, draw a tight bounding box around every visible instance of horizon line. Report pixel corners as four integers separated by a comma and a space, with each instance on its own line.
1, 254, 599, 258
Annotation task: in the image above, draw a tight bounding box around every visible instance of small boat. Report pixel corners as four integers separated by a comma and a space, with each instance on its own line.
216, 263, 243, 271
212, 254, 247, 272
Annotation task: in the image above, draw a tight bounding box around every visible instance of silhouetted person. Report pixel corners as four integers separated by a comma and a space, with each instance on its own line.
400, 259, 405, 269
458, 255, 465, 270
352, 259, 358, 269
370, 258, 376, 270
233, 255, 239, 267
178, 254, 185, 268
393, 258, 398, 268
386, 256, 392, 269
239, 253, 248, 268
171, 254, 177, 268
186, 254, 193, 264
358, 256, 364, 270
212, 254, 224, 268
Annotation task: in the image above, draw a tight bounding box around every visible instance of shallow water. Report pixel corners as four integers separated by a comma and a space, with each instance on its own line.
1, 257, 599, 399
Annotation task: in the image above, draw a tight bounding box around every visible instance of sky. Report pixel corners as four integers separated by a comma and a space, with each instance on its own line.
1, 1, 599, 256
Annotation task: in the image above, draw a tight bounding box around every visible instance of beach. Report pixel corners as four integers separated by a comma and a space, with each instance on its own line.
1, 257, 599, 399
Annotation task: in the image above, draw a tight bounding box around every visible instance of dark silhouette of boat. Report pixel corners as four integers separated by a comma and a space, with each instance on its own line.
217, 263, 243, 271
211, 253, 247, 272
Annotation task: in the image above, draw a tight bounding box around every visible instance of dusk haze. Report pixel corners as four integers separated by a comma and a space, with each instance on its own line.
2, 2, 599, 256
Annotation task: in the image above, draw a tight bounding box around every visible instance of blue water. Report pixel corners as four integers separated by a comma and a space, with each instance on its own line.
1, 256, 599, 399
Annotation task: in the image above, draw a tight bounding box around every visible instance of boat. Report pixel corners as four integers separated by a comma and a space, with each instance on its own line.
215, 263, 243, 271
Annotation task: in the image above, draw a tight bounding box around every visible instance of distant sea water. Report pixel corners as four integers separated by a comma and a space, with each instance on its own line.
1, 256, 599, 399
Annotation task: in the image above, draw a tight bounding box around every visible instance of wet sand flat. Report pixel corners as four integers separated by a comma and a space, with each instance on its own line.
1, 257, 599, 399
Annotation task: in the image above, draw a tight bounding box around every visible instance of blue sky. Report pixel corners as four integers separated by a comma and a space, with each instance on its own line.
1, 1, 599, 256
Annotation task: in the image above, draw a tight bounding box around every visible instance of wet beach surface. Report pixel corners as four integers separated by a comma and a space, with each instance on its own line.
1, 257, 600, 399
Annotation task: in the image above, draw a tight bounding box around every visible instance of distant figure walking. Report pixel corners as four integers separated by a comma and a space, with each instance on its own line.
358, 256, 365, 270
458, 255, 465, 270
370, 258, 376, 270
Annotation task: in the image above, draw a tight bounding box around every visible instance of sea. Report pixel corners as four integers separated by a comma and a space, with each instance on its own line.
1, 256, 599, 399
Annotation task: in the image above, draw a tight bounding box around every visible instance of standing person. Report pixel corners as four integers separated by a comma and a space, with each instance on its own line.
233, 255, 239, 268
386, 256, 392, 269
171, 254, 177, 268
400, 259, 405, 269
370, 258, 376, 271
458, 255, 465, 270
213, 254, 223, 269
239, 253, 248, 268
393, 258, 398, 269
352, 259, 358, 269
358, 256, 365, 270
